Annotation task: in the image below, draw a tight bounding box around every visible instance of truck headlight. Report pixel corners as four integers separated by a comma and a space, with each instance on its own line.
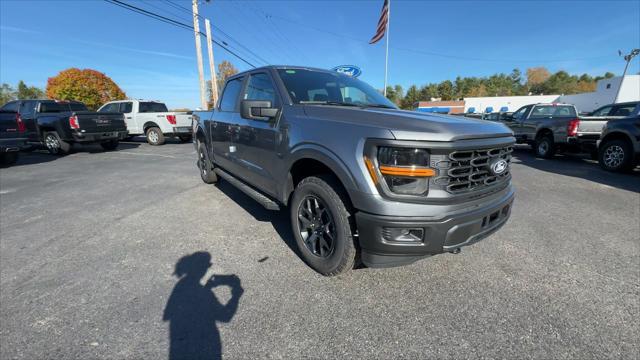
365, 147, 435, 196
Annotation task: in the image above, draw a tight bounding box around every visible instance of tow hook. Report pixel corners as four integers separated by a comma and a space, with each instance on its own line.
449, 248, 461, 254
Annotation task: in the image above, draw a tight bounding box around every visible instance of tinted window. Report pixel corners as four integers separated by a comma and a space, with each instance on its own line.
611, 104, 637, 117
67, 102, 88, 111
39, 102, 64, 113
139, 102, 168, 113
1, 101, 19, 112
530, 105, 576, 118
120, 102, 133, 113
99, 103, 120, 113
220, 78, 243, 112
277, 69, 396, 108
591, 106, 612, 117
20, 101, 36, 117
512, 106, 528, 120
244, 73, 276, 103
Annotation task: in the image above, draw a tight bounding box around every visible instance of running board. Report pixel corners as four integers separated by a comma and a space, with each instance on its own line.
213, 168, 280, 211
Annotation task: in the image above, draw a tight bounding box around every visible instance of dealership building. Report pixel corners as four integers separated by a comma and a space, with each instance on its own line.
416, 75, 640, 114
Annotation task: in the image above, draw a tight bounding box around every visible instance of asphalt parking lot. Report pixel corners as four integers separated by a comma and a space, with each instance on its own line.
1, 139, 639, 359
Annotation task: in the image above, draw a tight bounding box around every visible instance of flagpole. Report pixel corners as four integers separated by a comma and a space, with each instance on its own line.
383, 0, 390, 96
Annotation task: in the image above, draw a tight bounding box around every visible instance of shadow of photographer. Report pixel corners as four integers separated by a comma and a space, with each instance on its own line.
163, 252, 244, 360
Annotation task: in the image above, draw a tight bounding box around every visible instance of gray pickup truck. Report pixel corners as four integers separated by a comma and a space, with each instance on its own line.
193, 66, 515, 276
506, 103, 582, 158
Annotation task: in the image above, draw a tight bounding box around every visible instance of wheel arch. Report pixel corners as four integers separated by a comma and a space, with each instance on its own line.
601, 131, 633, 148
535, 127, 554, 140
282, 146, 359, 207
143, 122, 160, 133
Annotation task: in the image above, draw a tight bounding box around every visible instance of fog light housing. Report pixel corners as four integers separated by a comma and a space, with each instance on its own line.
382, 227, 424, 243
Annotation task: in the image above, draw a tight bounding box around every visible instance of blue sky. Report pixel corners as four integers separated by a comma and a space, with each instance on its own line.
1, 0, 639, 109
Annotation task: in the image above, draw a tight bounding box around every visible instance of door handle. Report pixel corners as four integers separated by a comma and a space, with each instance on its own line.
126, 117, 132, 119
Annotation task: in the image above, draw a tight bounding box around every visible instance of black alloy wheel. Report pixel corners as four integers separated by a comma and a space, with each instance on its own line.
297, 195, 336, 258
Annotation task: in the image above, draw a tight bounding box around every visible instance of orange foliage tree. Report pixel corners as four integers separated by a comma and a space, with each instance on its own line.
46, 68, 126, 110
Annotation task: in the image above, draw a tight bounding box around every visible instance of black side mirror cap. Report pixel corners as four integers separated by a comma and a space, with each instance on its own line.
241, 100, 278, 121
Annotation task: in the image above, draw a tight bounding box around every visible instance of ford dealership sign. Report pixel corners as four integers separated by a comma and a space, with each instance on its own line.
332, 65, 362, 78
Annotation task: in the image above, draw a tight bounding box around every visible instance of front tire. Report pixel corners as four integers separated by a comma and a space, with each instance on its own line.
599, 139, 634, 172
146, 127, 165, 146
100, 140, 119, 151
43, 131, 71, 155
197, 142, 217, 184
290, 175, 356, 276
534, 134, 555, 158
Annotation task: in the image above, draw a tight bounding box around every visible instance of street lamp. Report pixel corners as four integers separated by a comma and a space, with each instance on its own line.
614, 48, 640, 103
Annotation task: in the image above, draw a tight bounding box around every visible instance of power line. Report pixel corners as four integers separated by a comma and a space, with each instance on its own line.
104, 0, 256, 68
163, 0, 270, 65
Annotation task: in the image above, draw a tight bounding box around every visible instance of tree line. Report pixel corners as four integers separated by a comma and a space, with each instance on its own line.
384, 67, 617, 109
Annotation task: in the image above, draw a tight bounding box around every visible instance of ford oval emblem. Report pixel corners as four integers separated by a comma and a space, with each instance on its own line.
331, 65, 362, 78
489, 159, 508, 175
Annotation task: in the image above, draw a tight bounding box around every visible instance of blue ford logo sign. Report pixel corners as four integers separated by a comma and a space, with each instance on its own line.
332, 65, 362, 78
489, 159, 508, 175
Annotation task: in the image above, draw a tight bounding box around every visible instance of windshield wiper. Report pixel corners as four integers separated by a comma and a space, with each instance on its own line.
364, 103, 396, 109
300, 101, 360, 107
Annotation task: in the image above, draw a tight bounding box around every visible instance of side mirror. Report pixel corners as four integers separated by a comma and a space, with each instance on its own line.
241, 100, 278, 121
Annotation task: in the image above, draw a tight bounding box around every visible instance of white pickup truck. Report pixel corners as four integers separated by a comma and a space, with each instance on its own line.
98, 100, 192, 145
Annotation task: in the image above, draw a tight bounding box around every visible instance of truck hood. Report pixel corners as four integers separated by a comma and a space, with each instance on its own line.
302, 106, 513, 142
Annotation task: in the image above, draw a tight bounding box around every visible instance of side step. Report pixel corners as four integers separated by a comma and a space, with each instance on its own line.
213, 168, 280, 211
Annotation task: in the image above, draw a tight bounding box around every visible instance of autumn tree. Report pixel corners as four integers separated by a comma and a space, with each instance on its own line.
526, 67, 551, 85
46, 68, 126, 110
206, 61, 239, 108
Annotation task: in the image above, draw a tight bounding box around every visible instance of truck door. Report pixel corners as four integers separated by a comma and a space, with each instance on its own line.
211, 76, 245, 176
119, 101, 137, 134
235, 71, 281, 195
18, 100, 39, 142
509, 105, 529, 140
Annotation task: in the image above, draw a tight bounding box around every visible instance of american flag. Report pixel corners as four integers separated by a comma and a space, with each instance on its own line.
369, 0, 389, 44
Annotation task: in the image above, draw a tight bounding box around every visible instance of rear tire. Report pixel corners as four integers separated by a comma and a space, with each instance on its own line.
197, 142, 217, 184
43, 131, 71, 155
100, 139, 119, 151
290, 175, 356, 276
534, 134, 555, 159
599, 139, 634, 172
0, 152, 19, 166
146, 127, 165, 146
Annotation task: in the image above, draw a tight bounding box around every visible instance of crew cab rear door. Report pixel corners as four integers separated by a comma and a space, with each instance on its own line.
211, 76, 245, 176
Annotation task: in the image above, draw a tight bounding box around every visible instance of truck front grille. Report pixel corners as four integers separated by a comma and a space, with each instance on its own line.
433, 146, 513, 194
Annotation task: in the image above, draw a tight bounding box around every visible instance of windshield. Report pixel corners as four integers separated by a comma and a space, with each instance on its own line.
277, 69, 396, 108
139, 102, 169, 113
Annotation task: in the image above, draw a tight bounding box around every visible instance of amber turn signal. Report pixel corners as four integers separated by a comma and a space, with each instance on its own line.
364, 157, 378, 184
379, 166, 435, 177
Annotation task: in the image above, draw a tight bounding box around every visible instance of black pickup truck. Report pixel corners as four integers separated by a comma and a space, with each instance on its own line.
0, 109, 28, 165
0, 100, 128, 155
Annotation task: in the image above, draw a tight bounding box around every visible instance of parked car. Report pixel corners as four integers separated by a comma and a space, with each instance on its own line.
193, 66, 515, 276
0, 107, 28, 165
482, 112, 513, 122
570, 102, 640, 156
98, 100, 192, 145
598, 112, 640, 172
0, 100, 128, 155
506, 103, 583, 158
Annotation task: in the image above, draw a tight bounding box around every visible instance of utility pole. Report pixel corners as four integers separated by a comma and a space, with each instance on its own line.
192, 0, 207, 110
205, 19, 219, 108
614, 49, 640, 103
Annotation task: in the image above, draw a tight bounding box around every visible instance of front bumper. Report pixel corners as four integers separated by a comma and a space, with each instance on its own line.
356, 187, 514, 268
72, 130, 129, 143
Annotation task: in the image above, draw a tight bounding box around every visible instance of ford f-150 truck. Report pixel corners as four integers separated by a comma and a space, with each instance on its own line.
0, 108, 28, 165
98, 100, 192, 145
193, 66, 515, 276
0, 99, 128, 155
